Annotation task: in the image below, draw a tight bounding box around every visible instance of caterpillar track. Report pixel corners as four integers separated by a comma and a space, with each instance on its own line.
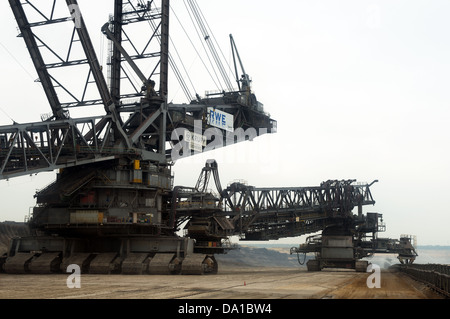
2, 250, 217, 275
0, 232, 218, 275
0, 222, 30, 255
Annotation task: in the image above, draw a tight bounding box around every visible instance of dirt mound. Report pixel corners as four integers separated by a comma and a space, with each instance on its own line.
0, 222, 30, 255
215, 246, 309, 268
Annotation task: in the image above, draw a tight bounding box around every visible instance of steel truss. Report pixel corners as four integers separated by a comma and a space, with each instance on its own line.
220, 180, 377, 240
2, 0, 275, 179
0, 116, 128, 179
9, 0, 169, 111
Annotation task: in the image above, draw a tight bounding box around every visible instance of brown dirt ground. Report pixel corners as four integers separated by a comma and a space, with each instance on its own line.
0, 266, 443, 300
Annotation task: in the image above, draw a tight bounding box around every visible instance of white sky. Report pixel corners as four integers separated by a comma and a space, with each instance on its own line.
0, 0, 449, 246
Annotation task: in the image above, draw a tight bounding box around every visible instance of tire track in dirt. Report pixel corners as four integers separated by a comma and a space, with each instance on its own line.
314, 269, 443, 299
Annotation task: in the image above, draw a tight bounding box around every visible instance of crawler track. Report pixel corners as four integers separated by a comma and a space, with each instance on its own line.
1, 250, 218, 275
0, 223, 218, 275
0, 222, 29, 255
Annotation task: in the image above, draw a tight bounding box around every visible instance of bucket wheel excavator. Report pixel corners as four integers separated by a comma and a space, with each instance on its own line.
0, 0, 415, 275
0, 0, 275, 275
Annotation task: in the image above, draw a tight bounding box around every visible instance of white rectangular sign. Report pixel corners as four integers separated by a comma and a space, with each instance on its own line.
207, 107, 234, 132
185, 130, 207, 152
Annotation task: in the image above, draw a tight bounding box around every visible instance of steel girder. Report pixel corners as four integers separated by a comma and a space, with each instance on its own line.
219, 180, 377, 240
0, 116, 121, 179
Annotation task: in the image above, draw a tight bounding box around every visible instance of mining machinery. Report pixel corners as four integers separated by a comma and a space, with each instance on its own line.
0, 0, 415, 275
183, 163, 417, 272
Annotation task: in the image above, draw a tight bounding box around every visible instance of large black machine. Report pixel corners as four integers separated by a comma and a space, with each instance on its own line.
0, 0, 416, 274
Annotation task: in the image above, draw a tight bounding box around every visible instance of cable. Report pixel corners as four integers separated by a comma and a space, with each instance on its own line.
0, 41, 37, 83
191, 0, 235, 89
131, 0, 236, 100
170, 5, 220, 96
139, 0, 194, 101
183, 0, 223, 92
296, 251, 307, 265
186, 0, 234, 92
0, 106, 16, 124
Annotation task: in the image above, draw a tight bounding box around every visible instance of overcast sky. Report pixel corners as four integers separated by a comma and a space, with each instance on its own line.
0, 0, 449, 246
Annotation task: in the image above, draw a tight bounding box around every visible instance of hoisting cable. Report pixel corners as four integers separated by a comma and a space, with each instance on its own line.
0, 41, 37, 84
169, 5, 207, 100
183, 0, 223, 93
0, 106, 16, 124
189, 0, 235, 90
138, 0, 194, 101
187, 0, 234, 92
170, 5, 222, 97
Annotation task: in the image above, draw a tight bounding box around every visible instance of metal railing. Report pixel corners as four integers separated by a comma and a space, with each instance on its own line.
398, 264, 450, 297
